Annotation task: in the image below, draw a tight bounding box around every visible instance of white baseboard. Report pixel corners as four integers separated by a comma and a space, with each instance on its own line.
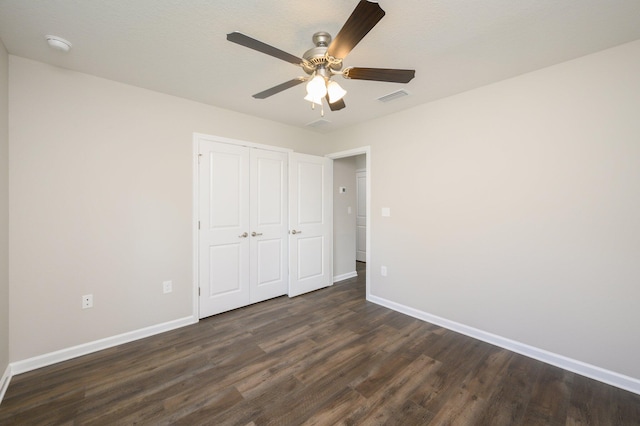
368, 294, 640, 396
11, 315, 198, 376
333, 271, 358, 283
0, 363, 11, 405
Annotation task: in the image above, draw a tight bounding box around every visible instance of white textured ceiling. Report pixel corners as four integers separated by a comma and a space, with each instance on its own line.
1, 0, 640, 132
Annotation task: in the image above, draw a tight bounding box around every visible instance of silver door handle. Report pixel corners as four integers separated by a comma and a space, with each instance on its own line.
238, 232, 248, 238
251, 231, 263, 237
291, 230, 302, 234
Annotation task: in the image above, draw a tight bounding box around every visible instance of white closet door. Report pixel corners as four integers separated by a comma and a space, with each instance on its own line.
199, 141, 250, 318
250, 149, 288, 303
289, 153, 333, 297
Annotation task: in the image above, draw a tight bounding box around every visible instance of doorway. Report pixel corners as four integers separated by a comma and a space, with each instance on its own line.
327, 147, 371, 299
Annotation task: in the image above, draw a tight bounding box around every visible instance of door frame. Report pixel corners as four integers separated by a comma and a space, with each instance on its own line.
192, 132, 292, 319
355, 168, 367, 263
326, 146, 372, 299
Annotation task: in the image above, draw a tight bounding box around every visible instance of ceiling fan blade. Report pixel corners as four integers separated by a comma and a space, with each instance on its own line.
253, 78, 306, 99
343, 67, 415, 83
326, 94, 346, 111
327, 0, 386, 59
227, 32, 306, 66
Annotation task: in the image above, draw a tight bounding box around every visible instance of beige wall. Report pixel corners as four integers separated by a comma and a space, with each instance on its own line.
8, 57, 323, 361
333, 156, 357, 278
6, 37, 640, 386
324, 39, 640, 380
0, 40, 9, 375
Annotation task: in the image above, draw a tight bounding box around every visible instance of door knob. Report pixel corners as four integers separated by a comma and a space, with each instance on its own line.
251, 231, 263, 237
238, 232, 248, 238
291, 230, 302, 234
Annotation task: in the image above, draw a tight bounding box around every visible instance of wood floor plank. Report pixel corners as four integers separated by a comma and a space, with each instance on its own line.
1, 261, 640, 424
260, 352, 387, 425
354, 352, 419, 398
301, 387, 368, 426
519, 365, 572, 426
460, 346, 513, 400
611, 386, 640, 424
472, 353, 541, 425
566, 374, 616, 426
411, 334, 495, 415
348, 354, 441, 425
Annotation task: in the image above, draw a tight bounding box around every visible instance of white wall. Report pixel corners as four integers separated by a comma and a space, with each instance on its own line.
324, 39, 640, 381
333, 156, 357, 279
8, 57, 324, 362
0, 40, 9, 380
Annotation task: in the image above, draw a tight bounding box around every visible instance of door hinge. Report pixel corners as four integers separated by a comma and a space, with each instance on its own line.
198, 220, 200, 230
198, 287, 201, 296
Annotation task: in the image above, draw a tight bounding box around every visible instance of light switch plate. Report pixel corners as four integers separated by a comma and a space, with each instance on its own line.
382, 207, 391, 217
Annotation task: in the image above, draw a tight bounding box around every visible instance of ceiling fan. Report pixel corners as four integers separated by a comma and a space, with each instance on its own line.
226, 0, 415, 114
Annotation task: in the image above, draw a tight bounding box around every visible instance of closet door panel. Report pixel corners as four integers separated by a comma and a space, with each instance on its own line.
250, 149, 288, 302
199, 141, 250, 318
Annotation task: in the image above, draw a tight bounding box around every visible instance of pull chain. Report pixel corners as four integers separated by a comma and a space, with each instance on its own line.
309, 102, 325, 117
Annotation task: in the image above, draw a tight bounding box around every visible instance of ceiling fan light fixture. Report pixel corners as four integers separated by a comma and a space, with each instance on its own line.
306, 75, 327, 98
303, 93, 323, 106
327, 81, 347, 103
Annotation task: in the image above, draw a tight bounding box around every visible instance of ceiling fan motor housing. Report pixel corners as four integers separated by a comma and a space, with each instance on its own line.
302, 32, 342, 75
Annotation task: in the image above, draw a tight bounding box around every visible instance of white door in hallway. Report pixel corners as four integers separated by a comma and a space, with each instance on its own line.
289, 153, 333, 297
198, 140, 288, 318
356, 170, 367, 262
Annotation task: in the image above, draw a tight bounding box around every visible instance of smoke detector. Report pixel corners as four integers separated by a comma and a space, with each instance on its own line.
45, 35, 72, 52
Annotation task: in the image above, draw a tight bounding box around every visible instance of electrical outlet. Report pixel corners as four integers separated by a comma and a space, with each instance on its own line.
82, 294, 93, 309
163, 280, 173, 294
381, 266, 388, 277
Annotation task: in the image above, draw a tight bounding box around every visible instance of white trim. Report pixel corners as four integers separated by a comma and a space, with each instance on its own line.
193, 132, 293, 153
326, 146, 371, 299
192, 134, 201, 320
10, 316, 196, 376
333, 271, 357, 283
368, 294, 640, 396
0, 364, 11, 404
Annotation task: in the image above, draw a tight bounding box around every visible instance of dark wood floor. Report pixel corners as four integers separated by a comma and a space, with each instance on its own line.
2, 262, 639, 425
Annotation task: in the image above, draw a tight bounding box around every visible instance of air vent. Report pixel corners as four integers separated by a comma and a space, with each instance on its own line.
377, 89, 410, 103
306, 118, 331, 128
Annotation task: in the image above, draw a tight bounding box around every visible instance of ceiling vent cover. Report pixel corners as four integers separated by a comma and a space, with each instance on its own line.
306, 118, 331, 128
377, 89, 410, 103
